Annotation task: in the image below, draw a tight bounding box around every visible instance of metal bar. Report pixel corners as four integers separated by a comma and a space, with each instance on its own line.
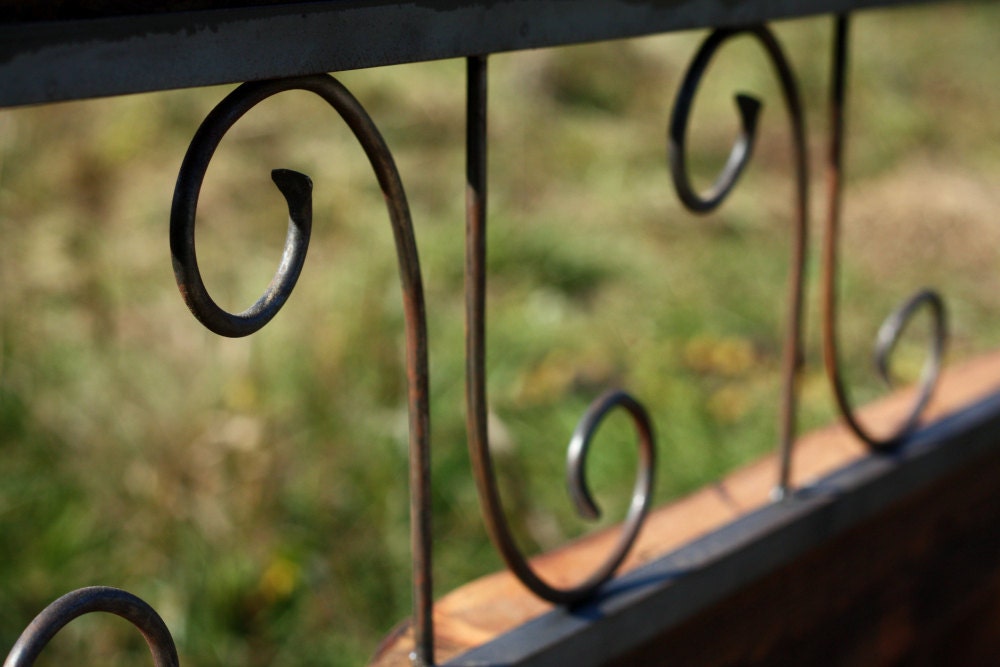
666, 25, 809, 499
3, 587, 179, 667
464, 54, 656, 606
820, 14, 947, 451
168, 73, 436, 666
0, 0, 933, 107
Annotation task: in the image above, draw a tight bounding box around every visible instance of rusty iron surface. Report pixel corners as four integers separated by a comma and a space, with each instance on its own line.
820, 15, 947, 452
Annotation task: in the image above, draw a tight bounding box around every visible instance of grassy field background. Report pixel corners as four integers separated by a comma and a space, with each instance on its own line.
1, 5, 998, 665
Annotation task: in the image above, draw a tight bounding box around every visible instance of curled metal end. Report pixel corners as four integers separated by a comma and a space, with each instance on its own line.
467, 56, 654, 606
822, 16, 948, 451
171, 74, 433, 663
172, 164, 312, 338
3, 586, 179, 667
669, 25, 808, 497
503, 388, 655, 604
668, 28, 764, 214
567, 390, 655, 525
871, 288, 947, 442
874, 288, 946, 390
734, 93, 763, 133
827, 288, 947, 451
713, 93, 763, 200
170, 80, 316, 338
270, 168, 314, 222
262, 167, 314, 316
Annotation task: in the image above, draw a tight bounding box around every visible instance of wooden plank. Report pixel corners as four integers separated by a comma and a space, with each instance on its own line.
370, 349, 1000, 665
616, 438, 1000, 665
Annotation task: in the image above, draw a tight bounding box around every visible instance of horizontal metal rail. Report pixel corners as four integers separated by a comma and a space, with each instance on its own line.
1, 0, 928, 106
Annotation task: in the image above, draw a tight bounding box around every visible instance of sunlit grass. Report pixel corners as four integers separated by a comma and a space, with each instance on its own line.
1, 5, 998, 665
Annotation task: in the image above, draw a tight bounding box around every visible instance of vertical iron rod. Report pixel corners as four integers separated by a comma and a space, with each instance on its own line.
464, 55, 655, 605
820, 14, 946, 451
667, 27, 807, 499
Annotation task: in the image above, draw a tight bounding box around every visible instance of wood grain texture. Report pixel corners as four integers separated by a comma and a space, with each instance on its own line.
370, 350, 1000, 666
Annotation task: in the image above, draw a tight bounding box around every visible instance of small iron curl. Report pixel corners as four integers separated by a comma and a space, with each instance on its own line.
3, 586, 179, 667
822, 15, 947, 451
465, 56, 656, 605
171, 85, 316, 338
668, 27, 763, 214
668, 26, 809, 498
170, 74, 435, 665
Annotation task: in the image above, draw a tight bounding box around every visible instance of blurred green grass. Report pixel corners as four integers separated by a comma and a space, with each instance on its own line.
1, 5, 999, 665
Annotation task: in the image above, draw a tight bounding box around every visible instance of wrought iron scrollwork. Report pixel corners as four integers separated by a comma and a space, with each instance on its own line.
169, 75, 435, 666
3, 587, 179, 667
5, 21, 953, 666
172, 162, 313, 337
668, 26, 809, 498
822, 15, 947, 451
465, 55, 657, 605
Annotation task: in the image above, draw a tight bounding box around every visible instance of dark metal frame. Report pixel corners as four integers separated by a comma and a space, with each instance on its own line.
2, 0, 930, 106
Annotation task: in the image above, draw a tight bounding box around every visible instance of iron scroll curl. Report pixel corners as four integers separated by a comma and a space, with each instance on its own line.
465, 55, 657, 605
668, 26, 809, 497
6, 74, 438, 667
169, 74, 436, 666
822, 15, 947, 451
3, 587, 179, 667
